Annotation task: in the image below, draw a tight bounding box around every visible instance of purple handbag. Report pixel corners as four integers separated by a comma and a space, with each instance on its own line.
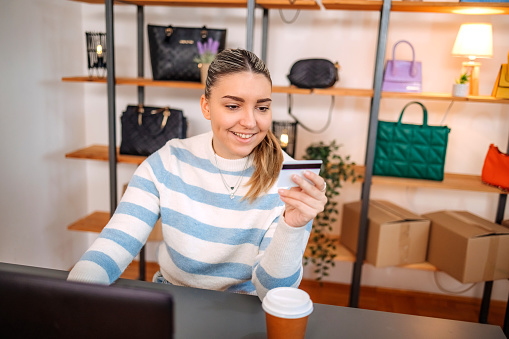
382, 40, 422, 93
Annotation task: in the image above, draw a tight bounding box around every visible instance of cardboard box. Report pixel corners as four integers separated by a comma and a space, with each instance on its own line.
424, 211, 509, 284
341, 200, 430, 267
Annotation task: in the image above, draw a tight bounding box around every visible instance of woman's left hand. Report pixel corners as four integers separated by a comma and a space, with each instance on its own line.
278, 171, 327, 228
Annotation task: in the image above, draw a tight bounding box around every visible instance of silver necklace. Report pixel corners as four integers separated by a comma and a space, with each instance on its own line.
214, 153, 249, 199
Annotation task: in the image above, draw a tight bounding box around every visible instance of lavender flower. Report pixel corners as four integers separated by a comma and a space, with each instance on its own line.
194, 38, 220, 64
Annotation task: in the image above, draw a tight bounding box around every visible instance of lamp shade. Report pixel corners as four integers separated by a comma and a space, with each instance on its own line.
451, 23, 493, 59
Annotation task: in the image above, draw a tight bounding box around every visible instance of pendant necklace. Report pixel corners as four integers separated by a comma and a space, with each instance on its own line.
214, 152, 249, 199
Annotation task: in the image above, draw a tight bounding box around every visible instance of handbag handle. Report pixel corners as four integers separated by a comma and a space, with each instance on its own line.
397, 101, 428, 127
137, 104, 171, 131
391, 40, 417, 77
165, 25, 210, 40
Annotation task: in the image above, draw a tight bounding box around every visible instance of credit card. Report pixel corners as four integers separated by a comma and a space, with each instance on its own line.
277, 160, 323, 188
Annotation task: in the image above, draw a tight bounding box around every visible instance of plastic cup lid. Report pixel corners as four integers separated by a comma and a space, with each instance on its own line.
262, 287, 313, 319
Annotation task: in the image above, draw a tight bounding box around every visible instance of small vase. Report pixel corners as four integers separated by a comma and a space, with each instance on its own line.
452, 83, 469, 97
200, 63, 210, 85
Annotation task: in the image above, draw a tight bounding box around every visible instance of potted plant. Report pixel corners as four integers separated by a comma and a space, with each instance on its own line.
302, 140, 362, 282
452, 72, 470, 97
193, 38, 220, 84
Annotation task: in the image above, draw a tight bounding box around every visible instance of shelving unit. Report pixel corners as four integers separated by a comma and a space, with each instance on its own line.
64, 0, 508, 334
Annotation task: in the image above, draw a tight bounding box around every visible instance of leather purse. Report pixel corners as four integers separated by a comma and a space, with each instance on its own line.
287, 59, 340, 89
120, 105, 187, 156
373, 101, 451, 181
147, 25, 226, 82
491, 51, 509, 99
382, 40, 422, 93
481, 144, 509, 191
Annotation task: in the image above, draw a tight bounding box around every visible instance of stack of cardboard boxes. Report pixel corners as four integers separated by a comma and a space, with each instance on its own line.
341, 200, 509, 283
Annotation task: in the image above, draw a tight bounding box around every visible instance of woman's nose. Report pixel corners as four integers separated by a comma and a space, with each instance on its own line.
239, 109, 256, 128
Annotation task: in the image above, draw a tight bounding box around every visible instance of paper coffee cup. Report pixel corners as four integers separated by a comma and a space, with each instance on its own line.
262, 287, 313, 339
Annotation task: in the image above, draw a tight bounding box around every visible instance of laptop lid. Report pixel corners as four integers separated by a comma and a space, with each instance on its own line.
0, 270, 173, 339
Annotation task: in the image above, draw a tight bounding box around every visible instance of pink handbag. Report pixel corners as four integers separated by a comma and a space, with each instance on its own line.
382, 40, 422, 93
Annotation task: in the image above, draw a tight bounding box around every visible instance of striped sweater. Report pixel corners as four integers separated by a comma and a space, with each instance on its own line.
68, 131, 311, 300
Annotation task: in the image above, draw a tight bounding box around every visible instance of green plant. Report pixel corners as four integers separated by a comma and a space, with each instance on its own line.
302, 140, 362, 282
455, 72, 470, 84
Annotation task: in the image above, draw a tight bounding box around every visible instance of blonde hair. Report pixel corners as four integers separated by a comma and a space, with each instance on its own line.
205, 49, 284, 201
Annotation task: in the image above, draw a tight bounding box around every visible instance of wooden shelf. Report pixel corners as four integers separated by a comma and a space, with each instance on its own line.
70, 0, 509, 13
256, 0, 320, 10
62, 77, 509, 103
68, 211, 163, 241
381, 91, 509, 104
65, 145, 146, 165
314, 87, 373, 97
70, 0, 322, 9
62, 76, 205, 89
69, 0, 249, 8
354, 165, 507, 194
322, 1, 509, 15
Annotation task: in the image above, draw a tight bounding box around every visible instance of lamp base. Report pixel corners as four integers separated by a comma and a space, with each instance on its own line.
461, 61, 480, 96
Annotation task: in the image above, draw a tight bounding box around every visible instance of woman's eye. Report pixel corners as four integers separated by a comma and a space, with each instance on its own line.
226, 105, 239, 110
257, 106, 270, 112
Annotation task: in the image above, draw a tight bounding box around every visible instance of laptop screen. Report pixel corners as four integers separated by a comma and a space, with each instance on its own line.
0, 270, 174, 339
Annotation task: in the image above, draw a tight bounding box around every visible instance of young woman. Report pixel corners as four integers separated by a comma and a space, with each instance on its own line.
68, 48, 327, 300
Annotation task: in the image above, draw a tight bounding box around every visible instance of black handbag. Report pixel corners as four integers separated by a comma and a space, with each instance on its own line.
287, 59, 340, 89
120, 105, 187, 156
147, 25, 227, 82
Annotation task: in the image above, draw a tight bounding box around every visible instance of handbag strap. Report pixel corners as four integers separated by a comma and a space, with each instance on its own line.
391, 40, 417, 77
137, 104, 171, 131
397, 101, 428, 127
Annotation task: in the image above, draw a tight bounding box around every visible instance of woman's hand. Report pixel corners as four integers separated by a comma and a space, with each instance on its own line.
278, 171, 327, 228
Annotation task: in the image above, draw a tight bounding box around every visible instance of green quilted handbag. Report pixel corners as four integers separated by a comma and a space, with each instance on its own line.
373, 101, 451, 181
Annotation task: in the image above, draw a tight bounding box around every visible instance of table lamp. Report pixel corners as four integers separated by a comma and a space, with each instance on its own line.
272, 121, 297, 158
451, 23, 493, 96
86, 32, 107, 78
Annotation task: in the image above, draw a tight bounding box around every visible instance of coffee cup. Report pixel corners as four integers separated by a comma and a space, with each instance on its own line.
262, 287, 313, 339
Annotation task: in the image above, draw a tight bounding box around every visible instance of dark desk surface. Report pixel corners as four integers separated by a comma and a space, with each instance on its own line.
0, 262, 505, 339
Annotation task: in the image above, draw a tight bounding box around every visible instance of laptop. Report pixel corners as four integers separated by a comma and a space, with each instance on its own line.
0, 269, 174, 339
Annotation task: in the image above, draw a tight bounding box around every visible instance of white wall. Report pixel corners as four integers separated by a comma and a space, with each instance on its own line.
0, 0, 88, 269
1, 1, 507, 302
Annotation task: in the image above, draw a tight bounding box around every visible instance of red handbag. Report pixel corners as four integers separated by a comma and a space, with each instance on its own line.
481, 144, 509, 192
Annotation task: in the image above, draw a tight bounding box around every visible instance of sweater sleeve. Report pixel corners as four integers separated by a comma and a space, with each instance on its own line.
67, 158, 161, 285
252, 212, 312, 300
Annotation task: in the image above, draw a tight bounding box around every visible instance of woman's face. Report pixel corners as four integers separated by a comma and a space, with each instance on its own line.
201, 71, 272, 159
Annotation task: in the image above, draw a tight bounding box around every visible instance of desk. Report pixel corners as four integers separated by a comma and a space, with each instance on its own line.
0, 262, 505, 339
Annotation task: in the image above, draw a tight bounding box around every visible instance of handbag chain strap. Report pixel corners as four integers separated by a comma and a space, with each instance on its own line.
398, 101, 428, 127
137, 104, 171, 129
391, 40, 417, 77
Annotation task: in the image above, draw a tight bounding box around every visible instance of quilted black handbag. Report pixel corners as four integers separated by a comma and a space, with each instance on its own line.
120, 105, 187, 156
287, 59, 340, 89
147, 25, 227, 82
373, 101, 450, 181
